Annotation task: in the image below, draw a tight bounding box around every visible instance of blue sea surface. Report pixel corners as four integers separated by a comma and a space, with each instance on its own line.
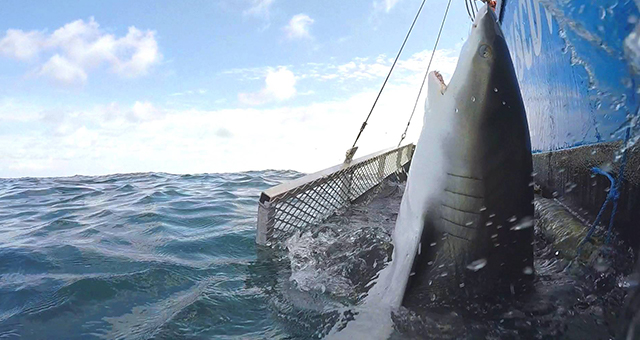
0, 172, 633, 339
0, 171, 304, 339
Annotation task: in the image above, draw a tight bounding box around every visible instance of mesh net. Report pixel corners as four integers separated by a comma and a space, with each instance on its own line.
256, 144, 414, 245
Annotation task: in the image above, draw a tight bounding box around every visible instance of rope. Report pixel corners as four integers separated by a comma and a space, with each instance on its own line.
398, 0, 453, 147
606, 127, 632, 244
576, 101, 638, 255
348, 0, 428, 153
465, 0, 496, 21
467, 0, 477, 20
464, 0, 474, 21
577, 167, 619, 253
577, 129, 631, 253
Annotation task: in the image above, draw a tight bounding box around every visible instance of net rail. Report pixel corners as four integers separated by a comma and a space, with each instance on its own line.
256, 144, 414, 245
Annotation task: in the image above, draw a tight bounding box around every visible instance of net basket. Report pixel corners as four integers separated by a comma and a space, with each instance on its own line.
256, 144, 414, 245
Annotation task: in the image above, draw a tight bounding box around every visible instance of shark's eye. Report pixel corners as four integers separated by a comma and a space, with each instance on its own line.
478, 44, 492, 59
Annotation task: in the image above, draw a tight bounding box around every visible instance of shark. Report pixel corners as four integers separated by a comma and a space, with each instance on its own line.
331, 4, 534, 338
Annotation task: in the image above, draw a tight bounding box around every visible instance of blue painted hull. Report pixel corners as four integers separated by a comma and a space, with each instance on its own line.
498, 0, 640, 244
500, 0, 639, 152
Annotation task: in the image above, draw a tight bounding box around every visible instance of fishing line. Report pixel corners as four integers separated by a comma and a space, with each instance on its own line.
346, 0, 428, 161
464, 0, 474, 21
397, 0, 453, 147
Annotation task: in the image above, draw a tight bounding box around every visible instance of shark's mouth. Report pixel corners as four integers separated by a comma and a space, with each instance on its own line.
433, 70, 447, 93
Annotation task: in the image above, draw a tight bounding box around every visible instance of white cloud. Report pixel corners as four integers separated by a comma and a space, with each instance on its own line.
238, 66, 297, 105
0, 29, 45, 60
244, 0, 275, 19
265, 67, 296, 99
284, 14, 314, 40
296, 49, 459, 85
39, 54, 88, 85
225, 48, 459, 87
374, 0, 401, 13
171, 89, 208, 96
0, 18, 161, 84
129, 101, 162, 121
0, 47, 461, 178
110, 27, 160, 77
0, 80, 432, 177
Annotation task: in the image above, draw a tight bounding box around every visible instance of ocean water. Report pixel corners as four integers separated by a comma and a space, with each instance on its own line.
0, 171, 305, 339
0, 172, 635, 339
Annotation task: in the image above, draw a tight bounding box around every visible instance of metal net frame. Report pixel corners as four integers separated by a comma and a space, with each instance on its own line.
256, 144, 415, 245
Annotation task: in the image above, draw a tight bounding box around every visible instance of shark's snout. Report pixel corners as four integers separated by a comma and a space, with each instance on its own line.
472, 5, 501, 42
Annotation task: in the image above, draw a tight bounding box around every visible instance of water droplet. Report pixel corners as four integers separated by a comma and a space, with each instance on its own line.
431, 293, 437, 301
502, 101, 506, 105
459, 283, 465, 288
466, 258, 487, 271
471, 96, 476, 102
410, 272, 416, 276
485, 221, 493, 227
429, 280, 433, 286
522, 266, 533, 275
430, 242, 437, 247
528, 181, 535, 187
510, 216, 534, 230
479, 206, 487, 212
494, 88, 498, 92
491, 233, 498, 239
441, 272, 448, 277
427, 261, 434, 266
465, 221, 474, 226
455, 108, 459, 113
594, 257, 610, 272
619, 273, 640, 288
489, 213, 496, 218
508, 216, 517, 223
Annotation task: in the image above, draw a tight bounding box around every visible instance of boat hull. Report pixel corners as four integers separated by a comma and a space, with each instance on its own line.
499, 0, 640, 246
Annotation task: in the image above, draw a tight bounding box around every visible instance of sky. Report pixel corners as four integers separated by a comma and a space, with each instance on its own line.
0, 0, 473, 178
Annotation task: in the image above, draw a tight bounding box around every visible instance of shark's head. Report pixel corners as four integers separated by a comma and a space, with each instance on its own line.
426, 5, 508, 119
464, 3, 504, 70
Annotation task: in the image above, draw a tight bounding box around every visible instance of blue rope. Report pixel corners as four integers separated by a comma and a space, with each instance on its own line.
577, 167, 618, 252
607, 127, 632, 244
577, 127, 631, 253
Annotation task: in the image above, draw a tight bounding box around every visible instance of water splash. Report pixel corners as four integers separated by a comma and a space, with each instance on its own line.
466, 258, 488, 271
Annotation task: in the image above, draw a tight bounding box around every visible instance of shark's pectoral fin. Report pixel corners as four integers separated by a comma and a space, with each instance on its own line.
402, 213, 439, 308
